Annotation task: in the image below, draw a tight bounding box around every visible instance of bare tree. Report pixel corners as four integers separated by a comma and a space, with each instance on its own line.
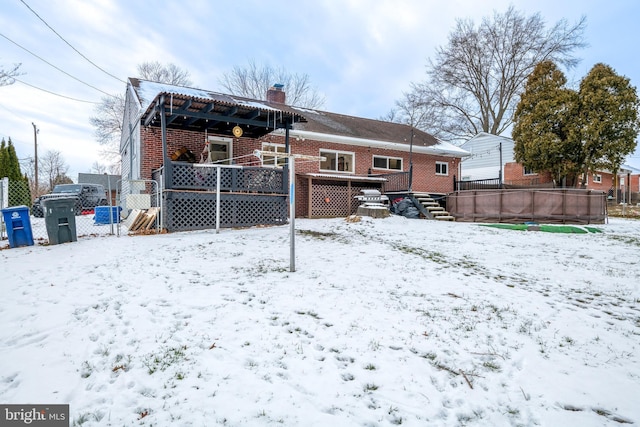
0, 62, 22, 86
219, 59, 325, 109
89, 62, 193, 172
39, 150, 70, 191
90, 93, 125, 146
90, 161, 107, 174
404, 6, 586, 143
136, 61, 192, 86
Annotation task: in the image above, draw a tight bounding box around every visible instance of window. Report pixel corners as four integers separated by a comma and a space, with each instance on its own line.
261, 143, 286, 167
435, 161, 448, 176
593, 174, 602, 183
523, 167, 536, 176
372, 155, 403, 171
320, 150, 354, 173
206, 136, 233, 164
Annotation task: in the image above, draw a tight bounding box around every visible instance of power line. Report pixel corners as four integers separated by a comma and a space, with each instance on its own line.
0, 31, 116, 98
19, 0, 126, 84
13, 77, 99, 104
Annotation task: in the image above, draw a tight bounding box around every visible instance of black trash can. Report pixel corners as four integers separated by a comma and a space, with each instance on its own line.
42, 197, 78, 244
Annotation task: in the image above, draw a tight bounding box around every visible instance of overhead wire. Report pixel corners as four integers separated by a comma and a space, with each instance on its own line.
12, 77, 99, 104
18, 0, 125, 84
0, 32, 116, 98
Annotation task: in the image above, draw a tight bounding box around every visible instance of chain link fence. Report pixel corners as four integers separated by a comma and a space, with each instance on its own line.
1, 177, 159, 247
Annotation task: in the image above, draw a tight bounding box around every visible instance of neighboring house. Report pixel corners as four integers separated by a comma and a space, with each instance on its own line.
460, 132, 514, 182
78, 173, 120, 205
460, 133, 637, 196
120, 78, 469, 230
617, 164, 640, 204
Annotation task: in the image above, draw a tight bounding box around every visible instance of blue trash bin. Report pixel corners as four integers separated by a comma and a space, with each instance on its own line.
94, 206, 122, 224
1, 205, 35, 248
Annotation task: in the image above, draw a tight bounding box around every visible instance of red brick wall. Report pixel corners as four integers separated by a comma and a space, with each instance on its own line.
262, 134, 459, 193
140, 128, 459, 193
504, 161, 618, 190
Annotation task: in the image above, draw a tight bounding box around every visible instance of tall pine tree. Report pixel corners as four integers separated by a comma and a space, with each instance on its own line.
0, 138, 7, 178
513, 61, 640, 187
0, 137, 32, 206
513, 61, 580, 185
577, 63, 640, 182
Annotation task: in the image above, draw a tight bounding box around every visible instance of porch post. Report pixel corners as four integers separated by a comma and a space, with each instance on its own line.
159, 95, 172, 190
283, 117, 291, 193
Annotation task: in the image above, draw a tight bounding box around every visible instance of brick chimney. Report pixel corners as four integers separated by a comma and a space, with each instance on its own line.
266, 83, 286, 104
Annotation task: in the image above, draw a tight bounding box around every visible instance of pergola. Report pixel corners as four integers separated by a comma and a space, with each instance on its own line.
140, 90, 307, 189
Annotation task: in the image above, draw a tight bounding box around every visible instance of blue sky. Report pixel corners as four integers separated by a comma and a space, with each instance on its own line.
1, 0, 640, 179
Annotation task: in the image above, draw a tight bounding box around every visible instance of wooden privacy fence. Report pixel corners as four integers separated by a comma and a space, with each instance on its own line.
447, 189, 607, 224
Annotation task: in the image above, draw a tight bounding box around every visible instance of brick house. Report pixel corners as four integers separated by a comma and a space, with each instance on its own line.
120, 78, 469, 231
461, 132, 637, 200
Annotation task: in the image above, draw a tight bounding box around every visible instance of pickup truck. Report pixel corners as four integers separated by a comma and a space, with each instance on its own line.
32, 183, 108, 217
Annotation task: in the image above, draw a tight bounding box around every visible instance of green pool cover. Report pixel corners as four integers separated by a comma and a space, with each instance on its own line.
480, 223, 603, 234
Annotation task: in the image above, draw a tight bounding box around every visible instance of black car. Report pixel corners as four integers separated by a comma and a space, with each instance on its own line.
32, 184, 108, 217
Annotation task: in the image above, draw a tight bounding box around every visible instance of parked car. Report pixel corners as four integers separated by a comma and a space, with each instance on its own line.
32, 183, 108, 217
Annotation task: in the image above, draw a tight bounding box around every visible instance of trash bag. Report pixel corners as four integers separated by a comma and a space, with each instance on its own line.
391, 197, 419, 218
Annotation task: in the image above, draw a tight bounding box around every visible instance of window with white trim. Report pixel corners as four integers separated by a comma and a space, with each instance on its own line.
523, 166, 536, 176
261, 143, 286, 167
320, 150, 354, 173
206, 136, 233, 164
372, 155, 403, 171
592, 173, 602, 183
435, 161, 448, 176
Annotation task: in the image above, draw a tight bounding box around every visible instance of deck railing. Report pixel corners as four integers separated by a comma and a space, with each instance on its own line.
370, 171, 410, 193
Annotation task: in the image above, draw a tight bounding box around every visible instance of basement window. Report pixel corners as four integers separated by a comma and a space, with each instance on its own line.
320, 150, 354, 173
373, 155, 403, 171
435, 161, 448, 176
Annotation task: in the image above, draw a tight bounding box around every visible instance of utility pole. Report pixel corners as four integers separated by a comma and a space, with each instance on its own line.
32, 123, 38, 196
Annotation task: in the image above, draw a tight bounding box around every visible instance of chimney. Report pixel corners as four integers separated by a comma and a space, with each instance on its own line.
266, 83, 286, 104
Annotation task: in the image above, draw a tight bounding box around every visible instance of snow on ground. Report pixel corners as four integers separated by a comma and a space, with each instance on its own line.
1, 215, 639, 426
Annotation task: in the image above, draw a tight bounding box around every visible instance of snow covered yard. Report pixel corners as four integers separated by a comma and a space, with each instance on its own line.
1, 216, 638, 426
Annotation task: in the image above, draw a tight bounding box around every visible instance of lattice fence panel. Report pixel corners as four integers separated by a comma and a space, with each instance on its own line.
163, 191, 287, 232
310, 182, 383, 218
170, 163, 284, 193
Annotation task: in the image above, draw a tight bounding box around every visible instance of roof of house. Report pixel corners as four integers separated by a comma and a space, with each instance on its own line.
78, 173, 121, 189
129, 78, 469, 158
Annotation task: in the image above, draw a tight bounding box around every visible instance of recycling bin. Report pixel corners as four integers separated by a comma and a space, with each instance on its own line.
42, 197, 77, 245
1, 205, 35, 248
94, 206, 122, 224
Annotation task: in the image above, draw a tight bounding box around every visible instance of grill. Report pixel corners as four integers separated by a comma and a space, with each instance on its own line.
354, 189, 389, 206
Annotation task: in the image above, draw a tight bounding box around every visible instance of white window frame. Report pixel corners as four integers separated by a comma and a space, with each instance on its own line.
261, 143, 286, 167
207, 136, 233, 164
319, 149, 355, 173
592, 173, 602, 183
435, 161, 448, 176
523, 167, 537, 176
372, 155, 403, 171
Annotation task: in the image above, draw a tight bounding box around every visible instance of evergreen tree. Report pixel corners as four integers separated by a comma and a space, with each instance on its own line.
513, 61, 580, 186
0, 138, 32, 206
6, 138, 22, 180
0, 138, 7, 178
576, 63, 640, 183
513, 61, 640, 187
